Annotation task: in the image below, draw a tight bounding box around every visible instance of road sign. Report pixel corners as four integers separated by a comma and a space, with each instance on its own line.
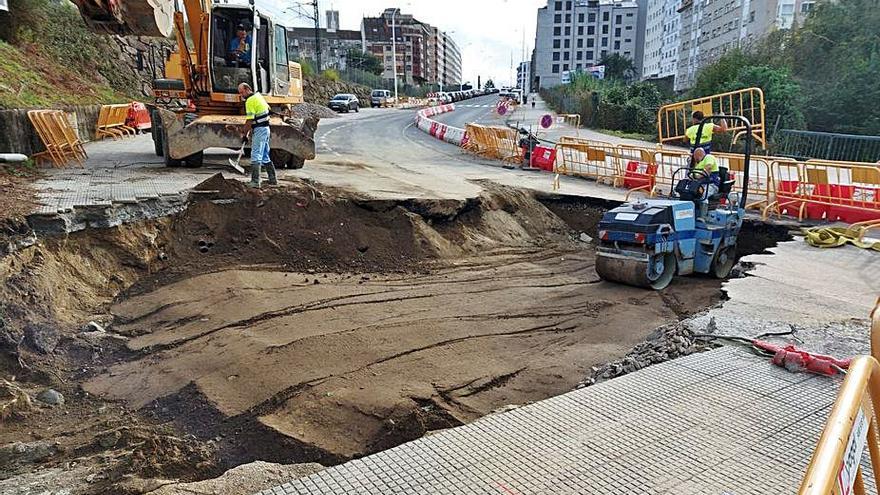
497, 103, 508, 116
540, 114, 553, 129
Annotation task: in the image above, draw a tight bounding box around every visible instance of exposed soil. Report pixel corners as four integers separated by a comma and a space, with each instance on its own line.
0, 163, 40, 253
0, 177, 728, 494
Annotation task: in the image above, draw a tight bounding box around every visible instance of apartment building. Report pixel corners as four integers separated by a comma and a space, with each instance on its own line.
674, 0, 817, 91
517, 61, 532, 93
534, 0, 643, 89
361, 9, 461, 88
288, 27, 363, 71
641, 0, 681, 80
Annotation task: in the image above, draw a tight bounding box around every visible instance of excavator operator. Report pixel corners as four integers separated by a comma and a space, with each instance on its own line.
228, 23, 252, 67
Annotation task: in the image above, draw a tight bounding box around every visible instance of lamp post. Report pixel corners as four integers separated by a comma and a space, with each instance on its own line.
391, 9, 399, 102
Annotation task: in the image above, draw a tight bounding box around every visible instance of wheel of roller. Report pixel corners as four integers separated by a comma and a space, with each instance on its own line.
711, 246, 737, 279
595, 252, 676, 290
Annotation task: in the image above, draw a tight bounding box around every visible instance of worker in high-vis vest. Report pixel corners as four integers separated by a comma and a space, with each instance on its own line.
692, 147, 720, 201
237, 83, 277, 188
685, 110, 728, 153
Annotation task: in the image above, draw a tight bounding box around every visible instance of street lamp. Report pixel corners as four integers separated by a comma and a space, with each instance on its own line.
391, 9, 399, 102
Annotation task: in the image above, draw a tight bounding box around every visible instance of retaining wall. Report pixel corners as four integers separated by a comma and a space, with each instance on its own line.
0, 105, 103, 157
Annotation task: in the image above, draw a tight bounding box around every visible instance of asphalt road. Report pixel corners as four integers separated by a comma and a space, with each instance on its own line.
297, 97, 627, 201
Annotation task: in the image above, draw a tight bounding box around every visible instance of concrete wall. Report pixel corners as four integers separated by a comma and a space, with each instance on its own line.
0, 106, 102, 157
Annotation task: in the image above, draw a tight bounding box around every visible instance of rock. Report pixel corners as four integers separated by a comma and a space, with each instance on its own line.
578, 233, 593, 243
24, 323, 59, 354
36, 389, 64, 406
82, 321, 105, 333
0, 440, 57, 471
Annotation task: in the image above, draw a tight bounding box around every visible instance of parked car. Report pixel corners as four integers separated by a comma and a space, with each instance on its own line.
329, 94, 359, 113
370, 89, 393, 108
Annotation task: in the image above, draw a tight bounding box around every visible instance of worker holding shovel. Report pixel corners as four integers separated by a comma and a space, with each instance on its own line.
237, 83, 277, 188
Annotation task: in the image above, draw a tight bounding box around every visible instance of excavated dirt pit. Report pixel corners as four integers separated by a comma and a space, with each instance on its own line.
0, 176, 788, 492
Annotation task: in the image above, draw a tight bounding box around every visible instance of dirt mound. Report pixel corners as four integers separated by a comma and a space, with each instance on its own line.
0, 178, 728, 493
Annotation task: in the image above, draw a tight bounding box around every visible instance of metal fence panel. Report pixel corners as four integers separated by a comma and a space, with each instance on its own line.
774, 129, 880, 163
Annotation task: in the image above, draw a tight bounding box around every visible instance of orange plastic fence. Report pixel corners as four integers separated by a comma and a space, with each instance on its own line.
657, 87, 767, 148
27, 110, 87, 168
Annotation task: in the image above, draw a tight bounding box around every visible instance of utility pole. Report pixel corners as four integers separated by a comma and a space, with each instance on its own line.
391, 9, 398, 102
313, 0, 321, 72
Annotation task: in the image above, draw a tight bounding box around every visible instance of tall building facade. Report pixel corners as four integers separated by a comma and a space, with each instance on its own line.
641, 0, 680, 80
288, 26, 363, 71
326, 10, 340, 32
361, 9, 461, 87
674, 0, 817, 91
517, 61, 532, 93
533, 0, 642, 89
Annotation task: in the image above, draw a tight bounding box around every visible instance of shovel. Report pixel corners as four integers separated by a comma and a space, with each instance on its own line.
227, 133, 249, 175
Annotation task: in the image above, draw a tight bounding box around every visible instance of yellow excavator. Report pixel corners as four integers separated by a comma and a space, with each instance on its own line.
70, 0, 315, 169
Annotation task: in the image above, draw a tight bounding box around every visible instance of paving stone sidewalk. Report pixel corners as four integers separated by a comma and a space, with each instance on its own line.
258, 345, 867, 495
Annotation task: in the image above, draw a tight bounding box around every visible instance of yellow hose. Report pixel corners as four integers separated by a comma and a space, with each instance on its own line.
802, 226, 880, 251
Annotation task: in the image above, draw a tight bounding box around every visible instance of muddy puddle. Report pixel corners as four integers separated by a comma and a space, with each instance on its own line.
0, 176, 786, 493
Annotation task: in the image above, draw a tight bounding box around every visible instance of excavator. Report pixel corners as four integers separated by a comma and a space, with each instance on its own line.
70, 0, 316, 169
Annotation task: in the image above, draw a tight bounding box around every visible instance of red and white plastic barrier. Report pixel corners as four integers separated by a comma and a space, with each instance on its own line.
414, 104, 468, 147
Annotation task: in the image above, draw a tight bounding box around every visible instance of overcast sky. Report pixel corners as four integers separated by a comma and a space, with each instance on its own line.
259, 0, 548, 87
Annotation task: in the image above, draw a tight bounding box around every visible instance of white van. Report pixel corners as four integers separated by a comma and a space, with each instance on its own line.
371, 89, 394, 108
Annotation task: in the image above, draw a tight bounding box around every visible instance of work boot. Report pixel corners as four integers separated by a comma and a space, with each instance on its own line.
250, 162, 262, 188
265, 161, 278, 186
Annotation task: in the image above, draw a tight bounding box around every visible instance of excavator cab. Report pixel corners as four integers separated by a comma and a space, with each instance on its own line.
210, 7, 254, 94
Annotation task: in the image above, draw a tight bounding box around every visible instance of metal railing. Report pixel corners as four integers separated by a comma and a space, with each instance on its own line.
657, 87, 767, 148
774, 129, 880, 164
799, 298, 880, 495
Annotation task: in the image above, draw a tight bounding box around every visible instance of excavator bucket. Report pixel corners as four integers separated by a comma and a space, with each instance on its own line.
70, 0, 175, 38
157, 109, 317, 164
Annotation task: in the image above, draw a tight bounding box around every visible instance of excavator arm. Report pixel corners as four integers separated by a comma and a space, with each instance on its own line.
69, 0, 176, 38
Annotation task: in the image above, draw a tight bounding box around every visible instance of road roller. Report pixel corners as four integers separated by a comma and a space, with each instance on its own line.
595, 116, 754, 290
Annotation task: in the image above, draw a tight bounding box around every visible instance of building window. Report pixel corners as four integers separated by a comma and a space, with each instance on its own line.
589, 13, 596, 22
614, 40, 620, 50
565, 1, 572, 9
603, 12, 609, 21
615, 27, 621, 37
563, 64, 569, 70
565, 26, 571, 35
555, 13, 562, 23
565, 14, 571, 22
564, 52, 570, 60
624, 51, 631, 57
601, 49, 607, 57
577, 38, 583, 48
578, 13, 585, 22
586, 50, 594, 60
616, 15, 622, 24
554, 26, 561, 35
625, 38, 631, 43
626, 25, 633, 30
553, 39, 561, 49
555, 1, 562, 10
588, 26, 595, 35
552, 64, 560, 73
749, 10, 755, 22
553, 52, 560, 61
602, 38, 608, 47
564, 39, 570, 48
587, 38, 595, 47
602, 25, 609, 34
576, 63, 582, 70
627, 12, 634, 17
578, 26, 584, 35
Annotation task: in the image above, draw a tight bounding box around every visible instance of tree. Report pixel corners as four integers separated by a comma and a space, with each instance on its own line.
484, 79, 495, 90
345, 49, 383, 75
598, 53, 635, 81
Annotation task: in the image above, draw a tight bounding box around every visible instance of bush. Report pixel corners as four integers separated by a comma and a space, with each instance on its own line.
298, 59, 315, 77
321, 69, 340, 82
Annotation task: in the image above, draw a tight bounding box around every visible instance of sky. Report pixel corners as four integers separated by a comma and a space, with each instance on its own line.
258, 0, 548, 87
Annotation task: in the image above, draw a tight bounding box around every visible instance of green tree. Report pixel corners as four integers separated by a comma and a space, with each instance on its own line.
484, 78, 495, 90
784, 0, 880, 134
345, 49, 383, 75
599, 53, 635, 81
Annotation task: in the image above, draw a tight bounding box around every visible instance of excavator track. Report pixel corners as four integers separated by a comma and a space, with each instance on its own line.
70, 0, 174, 38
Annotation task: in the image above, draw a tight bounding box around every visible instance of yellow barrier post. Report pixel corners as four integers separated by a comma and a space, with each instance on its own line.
799, 300, 880, 495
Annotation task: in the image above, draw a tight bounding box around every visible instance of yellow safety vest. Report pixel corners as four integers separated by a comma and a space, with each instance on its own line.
686, 123, 714, 146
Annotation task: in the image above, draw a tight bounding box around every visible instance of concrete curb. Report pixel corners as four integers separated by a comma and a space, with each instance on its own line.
414, 104, 468, 147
